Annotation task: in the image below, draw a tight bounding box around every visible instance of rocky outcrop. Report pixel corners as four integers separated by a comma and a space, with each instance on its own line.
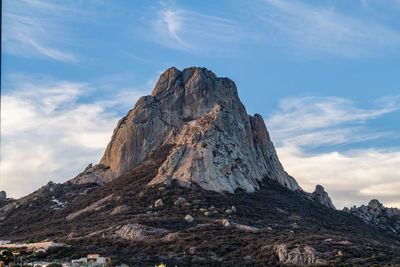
343, 199, 400, 234
115, 223, 168, 241
0, 191, 14, 209
95, 67, 300, 193
274, 244, 327, 265
70, 163, 109, 185
311, 185, 335, 209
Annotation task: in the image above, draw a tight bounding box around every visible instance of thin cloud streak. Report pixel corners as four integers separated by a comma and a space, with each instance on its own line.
149, 2, 256, 54
256, 0, 400, 57
3, 1, 77, 62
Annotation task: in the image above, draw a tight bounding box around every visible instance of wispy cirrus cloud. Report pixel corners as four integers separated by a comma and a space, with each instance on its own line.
147, 2, 255, 54
256, 0, 400, 57
267, 96, 400, 208
3, 0, 79, 62
1, 74, 147, 198
268, 96, 400, 148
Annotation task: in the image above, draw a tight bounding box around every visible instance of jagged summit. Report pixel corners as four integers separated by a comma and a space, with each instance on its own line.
74, 67, 300, 193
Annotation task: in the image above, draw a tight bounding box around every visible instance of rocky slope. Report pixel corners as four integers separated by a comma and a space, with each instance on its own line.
1, 67, 399, 266
344, 199, 400, 234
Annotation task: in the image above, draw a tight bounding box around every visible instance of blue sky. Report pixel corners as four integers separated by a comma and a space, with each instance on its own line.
2, 0, 400, 208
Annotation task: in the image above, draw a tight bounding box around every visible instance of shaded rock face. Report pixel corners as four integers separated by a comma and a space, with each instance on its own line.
344, 199, 400, 235
311, 185, 335, 209
97, 67, 300, 193
0, 191, 6, 200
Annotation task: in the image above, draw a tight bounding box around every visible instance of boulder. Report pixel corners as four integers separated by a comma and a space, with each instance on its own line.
155, 199, 164, 207
185, 215, 194, 223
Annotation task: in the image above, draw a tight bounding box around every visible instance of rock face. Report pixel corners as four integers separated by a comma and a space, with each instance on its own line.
274, 244, 327, 265
115, 223, 168, 241
71, 163, 109, 185
344, 199, 400, 234
311, 185, 335, 209
95, 67, 300, 193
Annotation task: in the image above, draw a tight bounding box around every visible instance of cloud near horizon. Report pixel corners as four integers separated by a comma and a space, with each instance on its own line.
1, 75, 146, 198
267, 96, 400, 209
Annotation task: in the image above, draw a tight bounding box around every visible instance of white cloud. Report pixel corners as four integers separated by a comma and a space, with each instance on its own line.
267, 96, 400, 209
256, 0, 400, 57
1, 75, 145, 198
3, 0, 78, 62
277, 145, 400, 209
268, 96, 400, 147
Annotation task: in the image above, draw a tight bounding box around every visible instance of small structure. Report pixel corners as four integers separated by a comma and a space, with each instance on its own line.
72, 254, 110, 267
0, 241, 10, 246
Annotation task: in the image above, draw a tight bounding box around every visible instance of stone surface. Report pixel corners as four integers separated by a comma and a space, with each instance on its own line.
0, 191, 6, 200
185, 215, 194, 222
173, 197, 186, 206
274, 244, 327, 265
311, 185, 335, 209
115, 223, 168, 241
154, 199, 164, 207
344, 199, 400, 235
97, 67, 300, 193
70, 164, 110, 184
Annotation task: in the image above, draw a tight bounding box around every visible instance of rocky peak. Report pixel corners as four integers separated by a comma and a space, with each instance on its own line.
75, 67, 301, 193
311, 185, 335, 209
368, 199, 384, 211
0, 191, 6, 200
344, 200, 400, 235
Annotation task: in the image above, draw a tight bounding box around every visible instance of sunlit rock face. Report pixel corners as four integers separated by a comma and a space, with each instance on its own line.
97, 67, 300, 193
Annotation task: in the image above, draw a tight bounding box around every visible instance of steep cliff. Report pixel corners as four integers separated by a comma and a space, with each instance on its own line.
95, 67, 300, 193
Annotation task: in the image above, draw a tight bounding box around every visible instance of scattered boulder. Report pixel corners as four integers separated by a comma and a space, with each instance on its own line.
0, 191, 6, 200
274, 244, 327, 265
111, 205, 130, 215
161, 232, 180, 242
221, 219, 231, 227
189, 246, 197, 255
225, 209, 233, 214
185, 215, 194, 223
155, 199, 164, 207
174, 197, 186, 206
